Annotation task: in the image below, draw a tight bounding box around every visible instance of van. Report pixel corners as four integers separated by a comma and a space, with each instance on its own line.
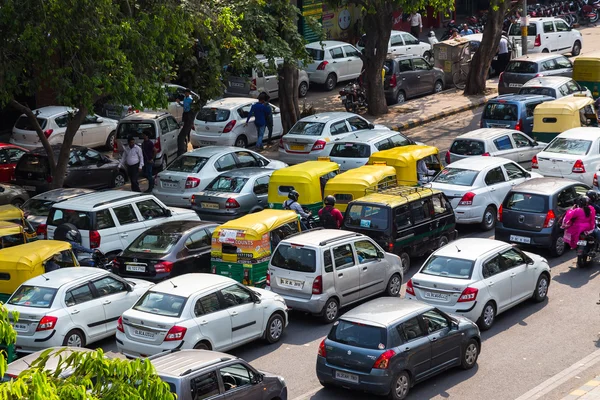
508, 17, 583, 55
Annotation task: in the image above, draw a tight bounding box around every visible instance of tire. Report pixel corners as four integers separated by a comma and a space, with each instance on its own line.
590, 12, 599, 24
477, 301, 496, 331
549, 235, 565, 257
396, 90, 406, 104
388, 371, 411, 400
112, 171, 126, 188
461, 339, 479, 369
325, 74, 337, 91
400, 252, 410, 275
265, 313, 285, 344
434, 80, 444, 93
572, 40, 582, 56
299, 81, 309, 98
10, 198, 24, 208
542, 48, 549, 53
160, 155, 167, 172
234, 135, 248, 148
105, 130, 116, 150
423, 51, 433, 64
321, 298, 339, 323
438, 235, 449, 250
63, 329, 85, 348
193, 341, 210, 350
577, 254, 591, 268
386, 274, 402, 297
533, 273, 550, 302
452, 71, 466, 90
480, 206, 496, 231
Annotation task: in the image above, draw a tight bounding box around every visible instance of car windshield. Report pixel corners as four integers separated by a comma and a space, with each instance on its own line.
421, 255, 475, 279
167, 156, 209, 173
133, 291, 187, 317
505, 192, 548, 213
519, 87, 556, 97
328, 319, 387, 350
483, 103, 518, 121
345, 204, 389, 230
450, 139, 485, 156
206, 176, 248, 193
196, 108, 230, 123
271, 244, 317, 273
117, 122, 157, 139
15, 116, 47, 130
544, 138, 592, 155
128, 232, 181, 254
508, 23, 537, 36
505, 61, 538, 73
329, 143, 371, 158
22, 199, 55, 217
306, 48, 324, 61
433, 168, 478, 186
288, 121, 325, 136
8, 285, 57, 308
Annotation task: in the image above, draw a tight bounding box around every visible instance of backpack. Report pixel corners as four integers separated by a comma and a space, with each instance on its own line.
320, 207, 338, 229
283, 200, 294, 210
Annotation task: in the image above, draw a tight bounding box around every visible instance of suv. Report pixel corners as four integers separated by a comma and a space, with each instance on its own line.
480, 94, 554, 134
115, 112, 180, 171
45, 190, 199, 257
498, 54, 573, 95
384, 55, 445, 104
304, 41, 363, 91
149, 349, 287, 400
266, 230, 403, 322
508, 17, 583, 55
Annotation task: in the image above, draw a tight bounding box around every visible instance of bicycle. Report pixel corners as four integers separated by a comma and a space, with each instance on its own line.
452, 45, 472, 90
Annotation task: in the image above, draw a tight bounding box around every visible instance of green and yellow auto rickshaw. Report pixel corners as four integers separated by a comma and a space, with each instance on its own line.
574, 57, 600, 98
367, 145, 442, 186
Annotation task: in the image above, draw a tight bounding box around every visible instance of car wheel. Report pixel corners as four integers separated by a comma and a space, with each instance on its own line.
112, 172, 126, 188
434, 80, 444, 93
438, 235, 449, 250
63, 329, 85, 348
10, 198, 24, 208
160, 155, 167, 171
105, 130, 116, 150
423, 51, 433, 64
396, 90, 406, 104
325, 74, 337, 91
389, 371, 411, 400
461, 339, 479, 369
572, 40, 582, 56
533, 273, 549, 302
265, 313, 285, 344
542, 48, 549, 53
299, 81, 309, 98
321, 298, 339, 323
549, 235, 565, 257
480, 206, 496, 231
477, 301, 496, 331
194, 341, 210, 350
235, 135, 248, 148
400, 252, 410, 275
386, 274, 402, 297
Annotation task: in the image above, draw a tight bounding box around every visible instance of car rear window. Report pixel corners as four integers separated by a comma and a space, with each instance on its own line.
271, 244, 317, 273
421, 255, 475, 279
196, 108, 230, 123
167, 156, 209, 173
117, 122, 157, 139
544, 138, 591, 155
330, 143, 371, 158
133, 291, 187, 317
306, 48, 324, 61
518, 87, 556, 97
505, 61, 538, 73
328, 319, 387, 350
17, 155, 49, 174
288, 121, 326, 136
345, 204, 389, 230
433, 168, 478, 186
483, 103, 518, 121
450, 139, 485, 156
206, 176, 248, 193
505, 192, 548, 213
128, 232, 181, 254
22, 199, 55, 217
14, 116, 47, 130
47, 208, 93, 230
508, 23, 537, 36
8, 285, 57, 308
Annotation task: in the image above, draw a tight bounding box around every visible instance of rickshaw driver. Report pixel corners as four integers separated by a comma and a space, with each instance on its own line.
283, 190, 311, 230
417, 158, 436, 184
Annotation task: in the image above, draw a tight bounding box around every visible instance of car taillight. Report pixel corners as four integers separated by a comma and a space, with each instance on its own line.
389, 74, 397, 88
43, 129, 53, 138
90, 230, 101, 249
482, 152, 490, 156
388, 242, 394, 252
514, 119, 523, 132
594, 173, 598, 187
45, 175, 53, 183
311, 140, 327, 151
498, 72, 504, 83
225, 198, 240, 208
185, 177, 201, 189
36, 315, 57, 331
117, 316, 124, 333
279, 138, 284, 149
458, 192, 475, 206
498, 204, 503, 222
531, 155, 538, 169
316, 61, 329, 70
534, 34, 541, 47
190, 194, 196, 205
445, 151, 451, 164
534, 73, 545, 78
154, 261, 174, 273
250, 78, 257, 90
112, 258, 120, 268
223, 120, 236, 133
154, 137, 161, 153
543, 209, 556, 228
373, 349, 396, 369
165, 325, 187, 341
572, 159, 586, 173
36, 224, 47, 240
318, 339, 327, 357
405, 279, 415, 296
312, 276, 323, 294
113, 137, 119, 153
266, 271, 271, 287
457, 287, 478, 302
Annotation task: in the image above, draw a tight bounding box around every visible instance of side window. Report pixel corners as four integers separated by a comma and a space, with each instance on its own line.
346, 116, 370, 131
397, 317, 425, 342
555, 20, 569, 32
219, 363, 255, 391
235, 151, 259, 168
220, 284, 253, 307
54, 114, 69, 128
390, 134, 410, 147
543, 21, 555, 33
0, 150, 8, 164
504, 162, 527, 180
566, 81, 581, 93
194, 292, 222, 317
482, 255, 503, 279
398, 59, 412, 72
557, 187, 577, 208
238, 104, 252, 119
167, 117, 179, 132
484, 167, 506, 185
395, 205, 412, 229
525, 102, 541, 118
65, 284, 94, 307
375, 139, 392, 151
390, 35, 403, 47
329, 47, 344, 59
555, 56, 572, 69
354, 240, 379, 264
96, 209, 116, 229
541, 60, 556, 71
401, 33, 420, 45
253, 176, 270, 195
575, 185, 589, 196
215, 154, 237, 172
82, 115, 98, 125
6, 148, 26, 163
558, 84, 570, 97
330, 121, 350, 136
410, 200, 430, 223
342, 45, 360, 58
112, 204, 139, 225
499, 248, 526, 270
421, 309, 449, 334
493, 135, 514, 150
92, 276, 126, 297
185, 229, 211, 250
323, 249, 333, 273
412, 58, 429, 71
136, 199, 168, 220
332, 244, 355, 270
190, 371, 220, 400
512, 133, 531, 148
159, 119, 169, 134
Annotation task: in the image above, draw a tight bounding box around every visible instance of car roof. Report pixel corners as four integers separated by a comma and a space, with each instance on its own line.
120, 111, 170, 121
433, 238, 507, 259
143, 220, 216, 235
23, 267, 106, 289
491, 94, 555, 103
522, 76, 573, 87
214, 167, 273, 178
306, 40, 350, 49
5, 347, 96, 377
555, 127, 600, 139
204, 98, 258, 109
26, 106, 73, 119
511, 177, 585, 194
186, 146, 244, 158
53, 190, 145, 211
150, 273, 234, 296
151, 350, 236, 378
456, 128, 521, 140
29, 144, 82, 157
510, 53, 564, 62
350, 186, 441, 208
298, 112, 360, 123
281, 229, 363, 247
342, 298, 432, 327
30, 188, 95, 203
446, 156, 512, 170
333, 128, 395, 144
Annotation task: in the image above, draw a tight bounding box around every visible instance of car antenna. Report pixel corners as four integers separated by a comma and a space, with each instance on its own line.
170, 280, 177, 289
455, 245, 461, 252
41, 274, 50, 281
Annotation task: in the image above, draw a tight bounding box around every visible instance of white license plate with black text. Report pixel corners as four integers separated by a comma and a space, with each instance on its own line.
335, 371, 359, 383
13, 323, 28, 331
126, 264, 146, 272
578, 240, 587, 246
162, 182, 178, 189
508, 83, 523, 88
423, 292, 449, 301
510, 235, 531, 244
133, 329, 155, 339
280, 278, 303, 288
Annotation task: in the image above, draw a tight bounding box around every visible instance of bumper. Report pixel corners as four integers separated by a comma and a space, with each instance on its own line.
278, 292, 327, 314
190, 133, 235, 148
405, 294, 482, 323
112, 269, 169, 283
278, 148, 327, 165
9, 138, 41, 151
15, 180, 50, 195
454, 205, 485, 224
495, 224, 554, 248
193, 209, 246, 222
316, 356, 392, 396
152, 189, 193, 208
15, 330, 63, 354
116, 332, 186, 358
308, 71, 328, 85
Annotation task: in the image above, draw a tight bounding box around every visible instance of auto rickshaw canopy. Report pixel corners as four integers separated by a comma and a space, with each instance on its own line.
0, 240, 73, 270
212, 210, 299, 241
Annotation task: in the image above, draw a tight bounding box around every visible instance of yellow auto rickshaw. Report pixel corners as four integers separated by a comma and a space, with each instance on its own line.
574, 57, 600, 98
0, 240, 79, 302
268, 160, 339, 214
367, 145, 442, 186
532, 96, 598, 142
323, 165, 397, 212
0, 221, 27, 249
0, 205, 38, 242
211, 210, 301, 287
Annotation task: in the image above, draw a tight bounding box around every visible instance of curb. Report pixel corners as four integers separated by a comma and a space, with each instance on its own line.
562, 376, 600, 399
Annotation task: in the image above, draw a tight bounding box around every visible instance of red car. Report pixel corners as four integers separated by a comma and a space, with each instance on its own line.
0, 143, 28, 183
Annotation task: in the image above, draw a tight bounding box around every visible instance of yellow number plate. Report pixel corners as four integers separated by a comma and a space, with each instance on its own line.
201, 202, 219, 209
290, 145, 304, 151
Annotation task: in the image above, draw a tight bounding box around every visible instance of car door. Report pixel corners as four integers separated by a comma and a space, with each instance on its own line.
411, 57, 433, 95
134, 198, 172, 228
252, 175, 270, 210
388, 33, 405, 55
396, 58, 417, 98
63, 150, 91, 188
355, 239, 386, 298
511, 132, 539, 167
166, 116, 181, 159
554, 20, 572, 52
503, 161, 530, 189
178, 228, 213, 275
396, 317, 432, 380
220, 284, 264, 344
111, 204, 147, 249
193, 292, 233, 350
80, 115, 106, 148
542, 21, 559, 52
401, 33, 422, 56
481, 254, 513, 312
329, 46, 347, 80
79, 148, 114, 188
236, 104, 258, 145
482, 166, 511, 209
420, 309, 462, 371
342, 45, 363, 80
498, 247, 535, 304
90, 275, 133, 333
409, 199, 434, 252
64, 282, 107, 338
491, 135, 517, 161
188, 371, 221, 400
267, 103, 284, 137
217, 362, 265, 399
332, 243, 360, 305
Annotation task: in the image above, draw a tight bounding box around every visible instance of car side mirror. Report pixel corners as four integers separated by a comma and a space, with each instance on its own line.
451, 319, 459, 330
531, 141, 538, 146
126, 283, 133, 292
567, 25, 572, 31
377, 251, 384, 259
368, 123, 375, 129
96, 117, 104, 124
251, 373, 264, 384
253, 294, 262, 304
273, 107, 281, 114
165, 209, 172, 217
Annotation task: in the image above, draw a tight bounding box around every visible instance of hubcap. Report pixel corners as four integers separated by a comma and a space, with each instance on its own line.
435, 82, 443, 93
556, 237, 565, 254
236, 138, 246, 148
300, 84, 308, 97
114, 174, 125, 187
538, 277, 548, 298
389, 276, 401, 295
270, 318, 283, 340
397, 92, 405, 103
326, 301, 338, 321
483, 305, 494, 327
67, 334, 82, 347
485, 211, 494, 226
395, 375, 409, 397
465, 343, 478, 365
109, 133, 115, 149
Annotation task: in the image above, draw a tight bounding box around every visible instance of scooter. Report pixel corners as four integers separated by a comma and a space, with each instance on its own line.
576, 226, 600, 268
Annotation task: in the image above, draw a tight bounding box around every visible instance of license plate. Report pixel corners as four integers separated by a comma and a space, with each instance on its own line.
335, 371, 359, 383
340, 95, 347, 101
230, 82, 244, 87
423, 292, 449, 301
280, 278, 303, 288
290, 145, 304, 151
508, 83, 523, 88
162, 181, 178, 189
510, 235, 531, 244
201, 202, 219, 209
578, 240, 588, 246
133, 329, 155, 339
13, 323, 27, 331
126, 264, 146, 272
200, 141, 215, 145
23, 185, 36, 191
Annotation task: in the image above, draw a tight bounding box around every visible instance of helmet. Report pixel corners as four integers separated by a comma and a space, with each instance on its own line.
288, 190, 299, 201
576, 196, 590, 208
587, 190, 599, 202
324, 195, 336, 206
65, 228, 82, 244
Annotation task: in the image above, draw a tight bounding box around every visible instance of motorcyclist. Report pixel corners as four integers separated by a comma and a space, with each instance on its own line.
587, 190, 600, 241
64, 228, 96, 256
563, 196, 596, 249
318, 196, 344, 229
283, 190, 311, 230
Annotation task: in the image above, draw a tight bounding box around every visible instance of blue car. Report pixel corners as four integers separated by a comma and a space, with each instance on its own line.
480, 94, 554, 134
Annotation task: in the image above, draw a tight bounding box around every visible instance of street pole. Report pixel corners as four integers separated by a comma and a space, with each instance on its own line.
521, 0, 528, 55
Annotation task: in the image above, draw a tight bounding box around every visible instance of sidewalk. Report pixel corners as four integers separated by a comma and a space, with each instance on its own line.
563, 377, 600, 400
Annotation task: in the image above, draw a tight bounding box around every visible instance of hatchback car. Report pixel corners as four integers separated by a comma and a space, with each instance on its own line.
153, 146, 286, 207
116, 274, 288, 357
0, 143, 28, 183
508, 17, 582, 55
0, 184, 29, 207
3, 347, 98, 381
480, 94, 554, 135
304, 41, 363, 91
316, 297, 481, 399
191, 168, 273, 221
430, 157, 541, 230
384, 55, 445, 104
406, 238, 551, 330
498, 53, 573, 95
113, 220, 218, 282
518, 76, 592, 99
191, 98, 283, 149
495, 177, 589, 257
446, 128, 546, 169
5, 267, 154, 353
357, 30, 433, 61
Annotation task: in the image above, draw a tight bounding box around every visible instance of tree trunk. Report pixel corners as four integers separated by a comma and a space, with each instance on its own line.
278, 63, 300, 133
464, 1, 511, 95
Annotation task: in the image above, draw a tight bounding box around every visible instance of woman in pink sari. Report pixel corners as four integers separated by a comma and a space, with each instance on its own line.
563, 196, 596, 249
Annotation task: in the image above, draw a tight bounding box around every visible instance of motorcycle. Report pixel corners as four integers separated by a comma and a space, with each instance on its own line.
576, 228, 600, 268
78, 249, 110, 269
339, 81, 367, 113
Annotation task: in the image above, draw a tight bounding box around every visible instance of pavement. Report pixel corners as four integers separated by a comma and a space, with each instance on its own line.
564, 377, 600, 400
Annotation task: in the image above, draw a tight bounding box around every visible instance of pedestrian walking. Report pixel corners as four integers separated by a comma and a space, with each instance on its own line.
496, 32, 510, 75
409, 12, 423, 39
260, 91, 274, 145
120, 135, 144, 192
141, 131, 157, 193
244, 93, 271, 150
176, 88, 194, 156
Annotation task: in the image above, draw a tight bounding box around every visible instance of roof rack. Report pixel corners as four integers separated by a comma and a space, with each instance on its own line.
319, 232, 362, 246
180, 356, 233, 377
365, 185, 434, 203
92, 193, 144, 208
284, 227, 324, 241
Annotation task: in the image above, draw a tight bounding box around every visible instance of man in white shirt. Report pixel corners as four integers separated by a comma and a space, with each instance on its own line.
497, 32, 510, 75
120, 136, 144, 192
409, 12, 423, 39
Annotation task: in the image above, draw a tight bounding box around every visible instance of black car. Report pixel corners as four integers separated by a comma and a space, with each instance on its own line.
14, 145, 127, 195
113, 220, 218, 282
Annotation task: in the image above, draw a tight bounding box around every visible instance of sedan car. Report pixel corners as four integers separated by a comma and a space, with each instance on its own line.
0, 143, 28, 183
498, 53, 573, 95
518, 76, 592, 99
153, 146, 286, 207
0, 184, 29, 207
405, 238, 551, 330
384, 55, 445, 104
113, 220, 218, 283
191, 97, 283, 149
5, 267, 154, 353
430, 157, 541, 230
316, 297, 481, 399
446, 128, 546, 169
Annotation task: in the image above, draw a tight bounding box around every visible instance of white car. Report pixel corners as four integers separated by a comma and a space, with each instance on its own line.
518, 76, 592, 99
533, 127, 600, 187
5, 267, 154, 353
116, 274, 288, 357
430, 157, 542, 230
405, 238, 551, 330
11, 106, 118, 151
304, 41, 363, 91
508, 17, 582, 56
357, 30, 433, 62
191, 98, 283, 149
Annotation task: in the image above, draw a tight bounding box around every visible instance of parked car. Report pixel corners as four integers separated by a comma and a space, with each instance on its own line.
266, 229, 403, 322
357, 30, 433, 61
384, 55, 445, 104
0, 184, 29, 207
14, 145, 127, 195
498, 53, 573, 95
5, 267, 154, 353
225, 55, 310, 99
115, 111, 180, 171
113, 220, 218, 283
191, 168, 273, 221
508, 17, 582, 56
154, 147, 286, 207
149, 349, 288, 400
191, 98, 283, 149
479, 94, 554, 134
316, 297, 481, 399
406, 238, 551, 330
279, 112, 385, 165
518, 76, 592, 99
304, 41, 363, 91
430, 157, 542, 230
116, 274, 288, 357
45, 190, 200, 257
0, 143, 28, 183
495, 177, 589, 256
3, 347, 99, 381
10, 106, 117, 151
532, 127, 600, 187
446, 128, 546, 169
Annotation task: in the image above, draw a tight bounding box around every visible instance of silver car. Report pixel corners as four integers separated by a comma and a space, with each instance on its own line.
22, 188, 94, 234
498, 53, 573, 95
153, 146, 286, 207
0, 183, 29, 208
518, 76, 592, 99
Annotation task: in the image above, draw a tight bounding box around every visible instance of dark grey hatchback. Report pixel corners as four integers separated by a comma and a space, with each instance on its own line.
316, 297, 480, 400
